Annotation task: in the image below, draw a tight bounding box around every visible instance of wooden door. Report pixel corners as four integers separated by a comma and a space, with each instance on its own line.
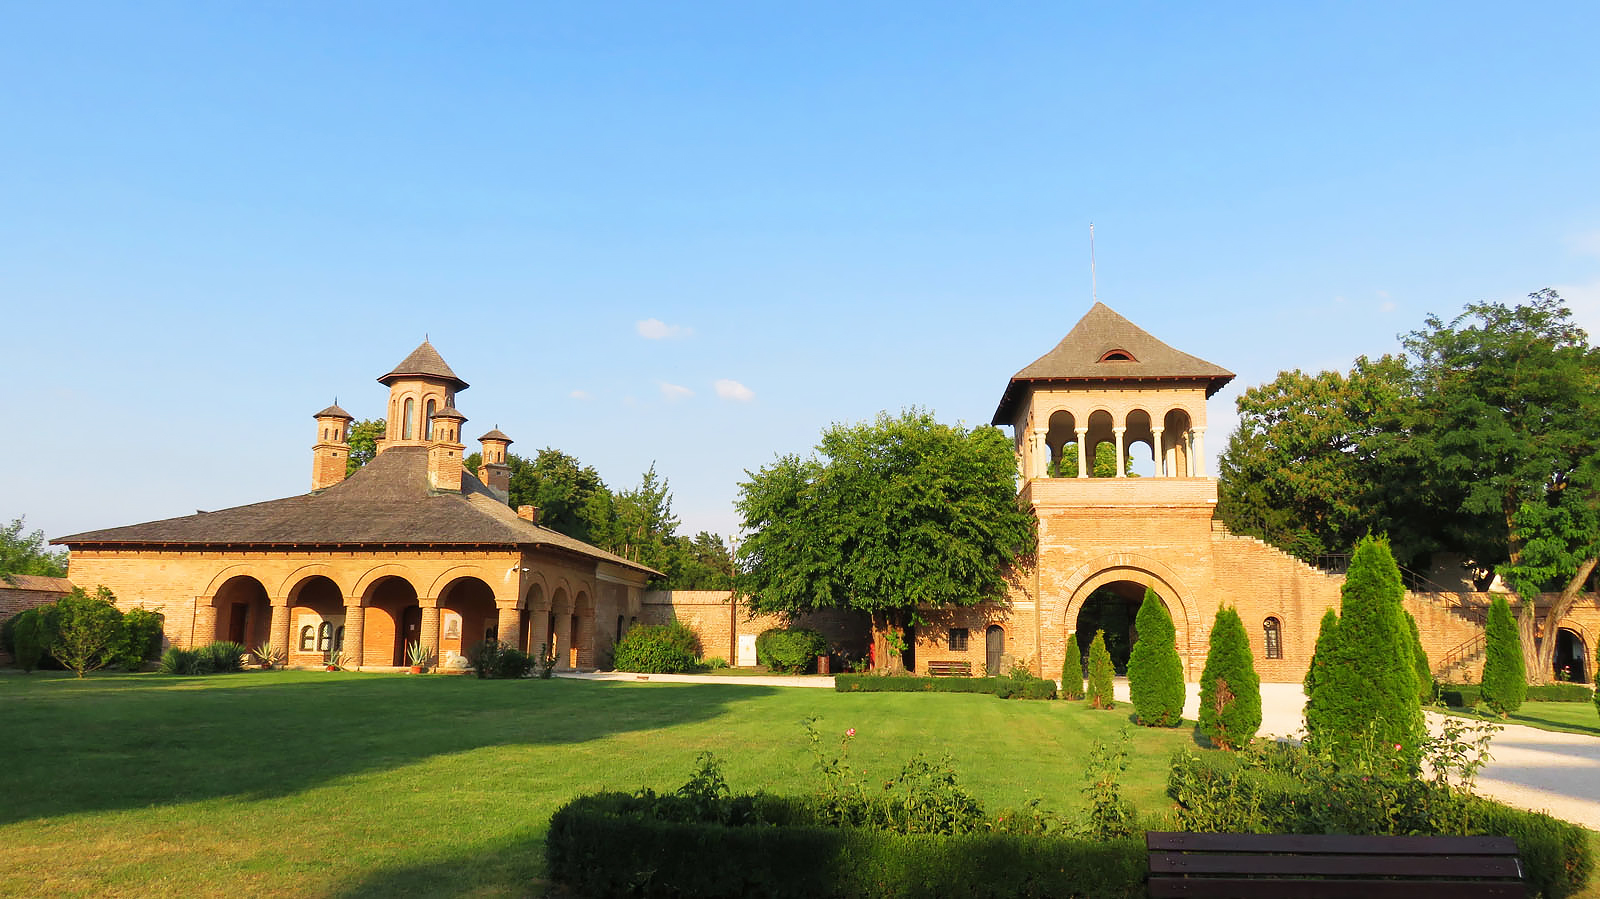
986, 625, 1004, 674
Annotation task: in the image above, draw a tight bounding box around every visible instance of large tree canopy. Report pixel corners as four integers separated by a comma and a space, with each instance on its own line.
735, 409, 1036, 670
1, 516, 68, 584
1217, 290, 1600, 682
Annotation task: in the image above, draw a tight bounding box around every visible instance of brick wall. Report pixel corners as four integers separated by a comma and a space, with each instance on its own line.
640, 591, 869, 667
0, 576, 75, 665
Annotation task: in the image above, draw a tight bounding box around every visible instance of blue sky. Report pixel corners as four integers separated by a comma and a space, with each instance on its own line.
4, 2, 1598, 543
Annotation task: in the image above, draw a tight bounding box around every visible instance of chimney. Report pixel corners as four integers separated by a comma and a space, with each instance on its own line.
517, 505, 539, 524
311, 403, 354, 491
427, 406, 467, 493
478, 427, 514, 501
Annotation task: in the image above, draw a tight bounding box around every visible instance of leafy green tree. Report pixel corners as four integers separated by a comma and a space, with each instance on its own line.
1405, 611, 1433, 704
1075, 590, 1133, 673
11, 609, 47, 672
1216, 356, 1414, 562
51, 587, 125, 678
1480, 595, 1526, 717
1127, 587, 1185, 727
1197, 607, 1260, 750
1052, 442, 1137, 478
1405, 291, 1600, 680
609, 463, 681, 570
1304, 608, 1339, 700
344, 419, 384, 475
1060, 639, 1084, 700
1086, 630, 1115, 710
1, 516, 68, 584
736, 410, 1035, 672
1305, 536, 1423, 764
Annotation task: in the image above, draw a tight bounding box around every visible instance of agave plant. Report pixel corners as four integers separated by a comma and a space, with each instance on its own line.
252, 644, 286, 670
325, 650, 347, 671
406, 639, 431, 669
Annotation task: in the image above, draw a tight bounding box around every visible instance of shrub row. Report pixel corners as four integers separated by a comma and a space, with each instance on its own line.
1441, 683, 1595, 707
834, 674, 1000, 694
546, 791, 1145, 898
1167, 748, 1593, 899
3, 591, 165, 673
993, 668, 1056, 700
159, 641, 248, 675
467, 640, 533, 678
755, 627, 829, 673
612, 621, 700, 673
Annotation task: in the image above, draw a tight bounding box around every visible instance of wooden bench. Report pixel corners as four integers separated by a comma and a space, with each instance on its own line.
1146, 832, 1525, 898
925, 660, 973, 677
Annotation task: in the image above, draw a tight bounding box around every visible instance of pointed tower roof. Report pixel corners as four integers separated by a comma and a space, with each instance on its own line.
313, 403, 353, 420
991, 302, 1234, 424
377, 340, 469, 391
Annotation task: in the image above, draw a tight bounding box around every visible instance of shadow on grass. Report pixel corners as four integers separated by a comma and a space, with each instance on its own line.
334, 827, 551, 899
0, 672, 769, 826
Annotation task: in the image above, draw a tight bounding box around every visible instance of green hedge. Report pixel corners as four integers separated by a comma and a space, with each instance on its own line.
1442, 683, 1595, 707
613, 622, 700, 673
834, 674, 1000, 694
755, 628, 830, 673
1167, 749, 1593, 898
547, 792, 1145, 898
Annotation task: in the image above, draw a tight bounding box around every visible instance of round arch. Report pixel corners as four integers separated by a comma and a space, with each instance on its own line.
352, 563, 425, 603
1554, 621, 1591, 683
201, 564, 280, 600
1059, 553, 1197, 674
426, 565, 504, 602
275, 564, 353, 604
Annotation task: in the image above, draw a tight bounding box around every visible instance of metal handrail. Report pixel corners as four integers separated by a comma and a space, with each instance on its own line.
1440, 632, 1487, 676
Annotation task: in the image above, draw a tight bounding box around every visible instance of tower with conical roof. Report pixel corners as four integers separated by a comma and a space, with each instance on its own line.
374, 339, 470, 455
311, 402, 354, 491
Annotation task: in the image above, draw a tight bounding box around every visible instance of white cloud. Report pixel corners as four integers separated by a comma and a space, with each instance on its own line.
569, 389, 592, 401
658, 381, 694, 401
1379, 300, 1396, 314
636, 318, 692, 340
714, 378, 755, 401
1376, 289, 1391, 299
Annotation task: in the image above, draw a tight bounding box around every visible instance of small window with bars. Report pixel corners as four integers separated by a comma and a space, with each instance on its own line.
948, 628, 969, 652
1263, 617, 1283, 660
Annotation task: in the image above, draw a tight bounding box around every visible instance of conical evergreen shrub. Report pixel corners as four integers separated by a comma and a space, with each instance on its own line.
1059, 639, 1084, 700
1198, 607, 1260, 750
1086, 630, 1115, 710
1127, 587, 1185, 727
1304, 536, 1423, 765
1303, 608, 1339, 702
1406, 612, 1434, 704
1480, 596, 1526, 717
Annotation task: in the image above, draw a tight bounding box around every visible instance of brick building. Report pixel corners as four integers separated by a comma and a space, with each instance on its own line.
53, 342, 656, 671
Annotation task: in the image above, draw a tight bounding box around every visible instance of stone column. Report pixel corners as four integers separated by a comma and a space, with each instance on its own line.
1032, 429, 1048, 479
575, 610, 595, 670
497, 604, 523, 651
555, 613, 574, 670
420, 602, 441, 660
1074, 428, 1089, 478
1112, 427, 1127, 478
193, 601, 218, 648
343, 604, 365, 668
269, 602, 291, 655
532, 608, 552, 661
1192, 426, 1207, 477
1150, 427, 1165, 477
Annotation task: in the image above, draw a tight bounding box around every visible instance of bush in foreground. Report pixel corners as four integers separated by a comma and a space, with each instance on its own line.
993, 664, 1056, 700
1126, 588, 1184, 727
1481, 595, 1526, 717
1197, 607, 1259, 750
612, 622, 700, 673
1086, 631, 1115, 710
1059, 645, 1084, 699
756, 627, 829, 673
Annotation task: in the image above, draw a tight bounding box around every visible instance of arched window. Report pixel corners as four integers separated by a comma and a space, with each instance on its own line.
318, 622, 333, 652
299, 625, 315, 651
426, 399, 437, 440
402, 398, 415, 440
333, 626, 345, 652
1263, 617, 1283, 660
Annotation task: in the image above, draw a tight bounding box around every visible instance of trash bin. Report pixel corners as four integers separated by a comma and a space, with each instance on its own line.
816, 654, 830, 675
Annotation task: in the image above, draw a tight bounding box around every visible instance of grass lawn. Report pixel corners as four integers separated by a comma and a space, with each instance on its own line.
1440, 700, 1600, 738
0, 670, 1198, 898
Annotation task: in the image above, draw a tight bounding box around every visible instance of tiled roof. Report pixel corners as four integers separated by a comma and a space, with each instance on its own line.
313, 403, 353, 420
992, 302, 1234, 423
377, 340, 470, 391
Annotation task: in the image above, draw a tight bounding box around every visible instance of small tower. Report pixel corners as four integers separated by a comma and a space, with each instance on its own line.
427, 405, 467, 492
478, 427, 513, 500
311, 403, 354, 491
374, 339, 470, 455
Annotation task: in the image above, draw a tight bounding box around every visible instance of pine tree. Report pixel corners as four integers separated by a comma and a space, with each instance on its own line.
1480, 596, 1526, 717
1086, 630, 1116, 710
1198, 607, 1261, 750
1405, 612, 1434, 704
1304, 535, 1423, 764
1303, 608, 1339, 702
1127, 587, 1185, 727
1059, 638, 1084, 700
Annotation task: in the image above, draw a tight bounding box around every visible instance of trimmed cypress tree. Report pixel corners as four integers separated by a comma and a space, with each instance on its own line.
1480, 596, 1526, 717
1405, 612, 1434, 704
1086, 630, 1115, 710
1303, 608, 1339, 701
1127, 587, 1185, 727
1304, 535, 1423, 765
1059, 638, 1084, 700
1198, 607, 1261, 750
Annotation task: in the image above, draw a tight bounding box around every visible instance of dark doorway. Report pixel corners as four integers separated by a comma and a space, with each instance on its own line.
985, 625, 1004, 674
227, 603, 249, 645
398, 606, 422, 666
901, 625, 916, 672
1075, 583, 1148, 675
1555, 628, 1588, 684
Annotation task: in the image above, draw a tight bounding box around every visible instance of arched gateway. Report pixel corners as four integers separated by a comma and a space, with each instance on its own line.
55, 340, 657, 670
909, 303, 1348, 682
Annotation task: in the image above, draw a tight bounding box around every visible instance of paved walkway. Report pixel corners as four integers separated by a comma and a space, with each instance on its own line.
560, 672, 1600, 828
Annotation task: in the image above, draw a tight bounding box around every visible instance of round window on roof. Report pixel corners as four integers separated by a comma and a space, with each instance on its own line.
1098, 349, 1137, 362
